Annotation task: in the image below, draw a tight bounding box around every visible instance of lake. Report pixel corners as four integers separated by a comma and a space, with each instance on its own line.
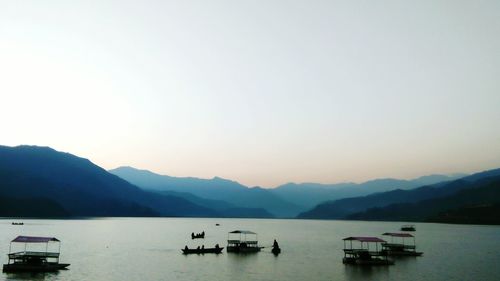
0, 218, 498, 281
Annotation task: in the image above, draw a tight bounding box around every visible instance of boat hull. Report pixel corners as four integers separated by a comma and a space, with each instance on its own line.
182, 248, 224, 254
343, 257, 394, 266
383, 250, 423, 256
400, 227, 415, 231
3, 263, 70, 273
227, 246, 262, 253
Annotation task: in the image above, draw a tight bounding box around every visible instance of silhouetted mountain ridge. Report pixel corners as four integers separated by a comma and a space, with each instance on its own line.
151, 190, 274, 218
347, 175, 500, 224
271, 174, 465, 208
297, 168, 500, 221
0, 145, 217, 217
110, 166, 302, 217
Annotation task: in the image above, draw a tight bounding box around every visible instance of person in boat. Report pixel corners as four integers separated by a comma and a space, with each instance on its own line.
272, 239, 281, 254
191, 232, 195, 239
201, 245, 205, 250
202, 231, 205, 236
184, 245, 188, 251
215, 244, 219, 249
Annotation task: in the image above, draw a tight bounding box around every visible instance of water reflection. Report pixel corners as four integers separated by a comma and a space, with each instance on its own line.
4, 271, 60, 281
226, 252, 259, 275
344, 264, 390, 280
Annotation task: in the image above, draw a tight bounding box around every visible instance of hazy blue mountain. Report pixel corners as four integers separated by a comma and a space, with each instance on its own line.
347, 175, 500, 224
271, 174, 465, 208
297, 168, 500, 219
0, 145, 217, 217
151, 190, 274, 218
110, 166, 302, 217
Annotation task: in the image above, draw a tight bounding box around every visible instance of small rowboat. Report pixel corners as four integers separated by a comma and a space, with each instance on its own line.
400, 225, 416, 231
182, 247, 224, 255
272, 247, 281, 255
191, 232, 205, 239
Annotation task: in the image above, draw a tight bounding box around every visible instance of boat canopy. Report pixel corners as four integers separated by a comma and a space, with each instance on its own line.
343, 237, 386, 243
382, 233, 414, 238
12, 236, 60, 243
229, 230, 256, 234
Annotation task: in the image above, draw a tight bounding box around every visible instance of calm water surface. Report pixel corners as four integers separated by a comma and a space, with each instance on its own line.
0, 218, 498, 281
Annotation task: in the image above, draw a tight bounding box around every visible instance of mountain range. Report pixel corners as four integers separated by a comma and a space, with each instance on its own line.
298, 168, 500, 222
269, 174, 465, 209
348, 174, 500, 224
1, 144, 497, 224
109, 166, 464, 216
0, 145, 232, 217
109, 166, 301, 217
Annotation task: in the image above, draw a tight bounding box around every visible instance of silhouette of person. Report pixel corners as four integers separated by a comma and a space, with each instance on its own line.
184, 245, 188, 251
197, 246, 200, 250
215, 244, 219, 249
202, 245, 205, 250
273, 239, 279, 248
191, 232, 195, 239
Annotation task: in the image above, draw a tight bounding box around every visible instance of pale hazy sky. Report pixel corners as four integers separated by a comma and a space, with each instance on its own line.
1, 0, 499, 187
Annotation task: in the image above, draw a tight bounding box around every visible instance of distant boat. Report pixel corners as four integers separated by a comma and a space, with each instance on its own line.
381, 233, 423, 256
271, 246, 281, 255
215, 223, 220, 226
191, 232, 205, 239
3, 236, 70, 272
342, 237, 394, 265
400, 225, 416, 231
272, 239, 281, 255
227, 230, 262, 253
11, 222, 23, 225
182, 245, 224, 255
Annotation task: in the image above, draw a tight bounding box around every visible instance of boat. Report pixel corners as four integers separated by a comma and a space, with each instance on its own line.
342, 237, 394, 265
11, 222, 24, 225
272, 239, 281, 255
191, 231, 205, 239
3, 236, 70, 272
381, 233, 423, 256
182, 245, 224, 255
271, 247, 281, 255
227, 230, 262, 253
400, 225, 416, 231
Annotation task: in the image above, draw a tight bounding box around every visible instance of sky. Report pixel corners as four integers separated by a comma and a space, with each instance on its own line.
1, 0, 499, 187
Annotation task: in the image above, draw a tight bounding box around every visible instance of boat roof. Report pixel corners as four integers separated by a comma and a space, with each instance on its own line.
343, 237, 386, 243
383, 232, 414, 238
12, 236, 60, 243
229, 230, 256, 234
